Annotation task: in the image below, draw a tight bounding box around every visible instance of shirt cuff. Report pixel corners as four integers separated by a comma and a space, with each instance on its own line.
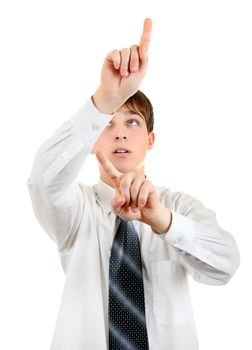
157, 210, 205, 256
71, 97, 113, 144
164, 210, 197, 243
158, 210, 226, 270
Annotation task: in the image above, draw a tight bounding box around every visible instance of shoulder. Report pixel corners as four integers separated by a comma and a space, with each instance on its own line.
77, 182, 98, 205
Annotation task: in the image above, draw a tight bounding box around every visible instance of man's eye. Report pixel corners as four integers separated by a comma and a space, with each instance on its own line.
128, 119, 139, 126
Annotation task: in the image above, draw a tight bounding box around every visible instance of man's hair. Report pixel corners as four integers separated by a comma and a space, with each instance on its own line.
124, 90, 154, 133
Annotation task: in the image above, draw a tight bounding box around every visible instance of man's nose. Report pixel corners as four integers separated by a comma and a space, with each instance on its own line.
115, 135, 127, 140
113, 125, 127, 140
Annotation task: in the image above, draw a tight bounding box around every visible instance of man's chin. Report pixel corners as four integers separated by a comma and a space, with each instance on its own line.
114, 164, 133, 174
111, 159, 144, 174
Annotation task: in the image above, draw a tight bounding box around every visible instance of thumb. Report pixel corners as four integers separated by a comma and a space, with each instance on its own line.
111, 193, 125, 213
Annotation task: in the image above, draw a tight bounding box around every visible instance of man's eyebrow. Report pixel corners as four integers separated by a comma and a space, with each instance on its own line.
125, 109, 144, 119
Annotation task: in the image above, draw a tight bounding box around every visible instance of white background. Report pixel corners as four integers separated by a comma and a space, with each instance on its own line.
0, 0, 251, 349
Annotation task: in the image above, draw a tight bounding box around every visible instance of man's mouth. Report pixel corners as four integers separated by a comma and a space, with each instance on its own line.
113, 148, 131, 154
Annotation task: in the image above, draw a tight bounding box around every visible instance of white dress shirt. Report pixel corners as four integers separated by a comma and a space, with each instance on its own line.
27, 98, 240, 350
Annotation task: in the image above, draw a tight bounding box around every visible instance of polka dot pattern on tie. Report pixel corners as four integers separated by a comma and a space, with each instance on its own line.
108, 219, 149, 350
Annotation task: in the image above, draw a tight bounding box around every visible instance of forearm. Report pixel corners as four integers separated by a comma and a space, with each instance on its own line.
27, 98, 112, 202
27, 98, 113, 250
162, 210, 240, 284
152, 189, 240, 284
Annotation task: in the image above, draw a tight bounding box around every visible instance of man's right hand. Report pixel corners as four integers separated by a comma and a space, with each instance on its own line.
92, 18, 152, 114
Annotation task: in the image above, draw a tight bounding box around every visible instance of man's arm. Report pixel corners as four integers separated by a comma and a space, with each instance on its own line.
27, 101, 112, 253
159, 188, 240, 285
27, 19, 152, 253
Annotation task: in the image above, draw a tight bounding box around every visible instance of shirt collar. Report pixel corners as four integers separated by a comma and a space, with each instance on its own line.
92, 179, 115, 215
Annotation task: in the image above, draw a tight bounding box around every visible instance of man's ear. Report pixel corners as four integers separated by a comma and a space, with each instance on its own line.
148, 131, 155, 150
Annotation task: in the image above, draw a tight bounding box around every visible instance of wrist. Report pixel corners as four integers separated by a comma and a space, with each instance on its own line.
151, 205, 172, 235
92, 87, 122, 115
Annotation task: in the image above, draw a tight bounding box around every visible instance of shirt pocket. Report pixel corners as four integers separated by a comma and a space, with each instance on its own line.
151, 260, 189, 325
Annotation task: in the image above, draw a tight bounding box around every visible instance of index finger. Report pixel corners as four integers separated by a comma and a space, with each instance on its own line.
95, 150, 121, 188
139, 18, 152, 51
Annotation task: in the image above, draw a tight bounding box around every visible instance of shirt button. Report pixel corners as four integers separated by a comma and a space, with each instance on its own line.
92, 124, 99, 131
62, 152, 69, 159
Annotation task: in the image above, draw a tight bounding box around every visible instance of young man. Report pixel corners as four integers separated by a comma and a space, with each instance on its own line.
27, 19, 239, 350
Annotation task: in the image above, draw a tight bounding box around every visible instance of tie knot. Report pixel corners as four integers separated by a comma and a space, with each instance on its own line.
119, 217, 129, 223
119, 218, 134, 231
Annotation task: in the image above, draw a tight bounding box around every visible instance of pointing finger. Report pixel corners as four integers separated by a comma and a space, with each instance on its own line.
139, 18, 152, 52
95, 150, 121, 189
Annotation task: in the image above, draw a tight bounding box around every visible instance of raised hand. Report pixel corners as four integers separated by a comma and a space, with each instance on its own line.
95, 150, 171, 234
93, 18, 152, 114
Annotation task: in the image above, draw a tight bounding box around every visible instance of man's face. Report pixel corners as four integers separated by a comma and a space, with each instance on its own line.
92, 104, 155, 179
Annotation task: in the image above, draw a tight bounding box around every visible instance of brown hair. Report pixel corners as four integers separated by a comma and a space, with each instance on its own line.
124, 90, 154, 133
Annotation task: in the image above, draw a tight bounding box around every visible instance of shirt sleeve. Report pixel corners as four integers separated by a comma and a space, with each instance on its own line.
27, 98, 112, 253
158, 187, 240, 285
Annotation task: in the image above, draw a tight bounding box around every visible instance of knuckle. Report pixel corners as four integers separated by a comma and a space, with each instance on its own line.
140, 188, 148, 197
130, 186, 139, 197
121, 47, 130, 54
138, 196, 146, 206
111, 49, 118, 56
130, 44, 138, 50
121, 181, 129, 192
107, 49, 118, 58
140, 186, 148, 198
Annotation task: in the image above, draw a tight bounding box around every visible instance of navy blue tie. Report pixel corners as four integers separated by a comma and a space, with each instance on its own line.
108, 218, 149, 350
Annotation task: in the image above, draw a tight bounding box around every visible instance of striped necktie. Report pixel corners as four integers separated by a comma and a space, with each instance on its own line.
108, 218, 149, 350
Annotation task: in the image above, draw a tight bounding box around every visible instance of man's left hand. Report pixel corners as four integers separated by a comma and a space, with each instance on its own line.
95, 150, 172, 234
